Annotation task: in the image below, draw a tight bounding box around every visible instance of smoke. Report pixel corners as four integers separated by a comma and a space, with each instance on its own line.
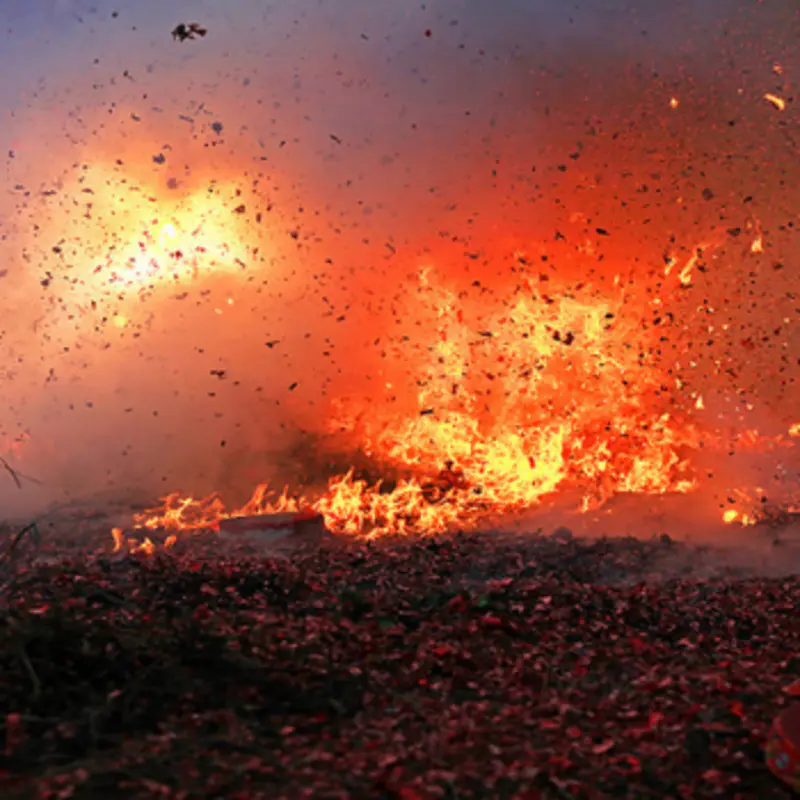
0, 0, 797, 519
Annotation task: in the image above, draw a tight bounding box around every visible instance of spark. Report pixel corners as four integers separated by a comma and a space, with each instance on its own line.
763, 93, 786, 112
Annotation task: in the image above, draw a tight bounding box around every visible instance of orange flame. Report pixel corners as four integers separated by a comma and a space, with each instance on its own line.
114, 264, 713, 547
722, 508, 756, 527
721, 485, 800, 528
132, 485, 302, 532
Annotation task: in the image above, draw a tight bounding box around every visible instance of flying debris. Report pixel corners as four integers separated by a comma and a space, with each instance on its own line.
171, 22, 208, 42
763, 93, 786, 112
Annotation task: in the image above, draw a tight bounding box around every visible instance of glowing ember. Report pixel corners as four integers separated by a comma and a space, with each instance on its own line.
720, 481, 800, 527
722, 504, 800, 528
111, 527, 170, 556
763, 93, 787, 112
722, 509, 744, 525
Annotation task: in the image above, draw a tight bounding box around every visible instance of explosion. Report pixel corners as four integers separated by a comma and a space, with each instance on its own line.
123, 237, 793, 545
0, 0, 794, 553
10, 149, 799, 550
31, 163, 259, 319
317, 265, 702, 532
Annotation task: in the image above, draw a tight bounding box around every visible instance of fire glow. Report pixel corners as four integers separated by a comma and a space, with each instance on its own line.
116, 242, 798, 548
11, 157, 798, 549
1, 5, 794, 552
35, 164, 260, 329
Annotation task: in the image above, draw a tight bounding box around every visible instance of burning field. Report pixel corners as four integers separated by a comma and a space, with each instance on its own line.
0, 0, 799, 796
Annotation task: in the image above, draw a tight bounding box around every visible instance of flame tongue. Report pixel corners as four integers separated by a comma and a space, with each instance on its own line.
128, 267, 711, 541
314, 270, 700, 534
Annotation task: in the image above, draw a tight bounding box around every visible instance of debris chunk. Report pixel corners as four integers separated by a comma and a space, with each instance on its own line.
171, 22, 207, 42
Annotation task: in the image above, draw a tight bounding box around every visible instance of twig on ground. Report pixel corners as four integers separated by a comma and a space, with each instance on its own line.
17, 646, 42, 700
0, 523, 41, 566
